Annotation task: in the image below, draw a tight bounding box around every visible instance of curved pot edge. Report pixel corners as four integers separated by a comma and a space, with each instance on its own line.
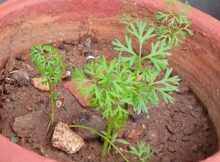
137, 0, 220, 44
0, 135, 59, 162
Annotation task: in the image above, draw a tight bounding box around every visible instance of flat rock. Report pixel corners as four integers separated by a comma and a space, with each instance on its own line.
12, 110, 43, 137
76, 113, 106, 139
64, 81, 91, 107
31, 78, 50, 91
61, 71, 71, 80
11, 70, 29, 86
52, 122, 85, 154
127, 129, 143, 140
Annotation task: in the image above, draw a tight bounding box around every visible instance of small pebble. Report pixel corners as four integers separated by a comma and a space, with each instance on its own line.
62, 71, 71, 79
84, 37, 93, 49
56, 100, 62, 108
84, 51, 95, 60
141, 124, 146, 129
31, 78, 50, 91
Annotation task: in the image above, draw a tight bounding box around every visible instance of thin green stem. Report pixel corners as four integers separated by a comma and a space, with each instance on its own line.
107, 132, 117, 153
49, 83, 55, 124
102, 118, 114, 156
139, 42, 143, 59
137, 42, 143, 78
69, 125, 129, 162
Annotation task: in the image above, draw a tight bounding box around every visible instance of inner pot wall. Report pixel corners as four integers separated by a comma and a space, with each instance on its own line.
0, 0, 220, 149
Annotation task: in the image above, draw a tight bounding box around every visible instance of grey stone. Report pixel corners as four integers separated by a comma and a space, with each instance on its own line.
12, 110, 43, 137
11, 70, 29, 86
84, 37, 92, 49
76, 113, 105, 140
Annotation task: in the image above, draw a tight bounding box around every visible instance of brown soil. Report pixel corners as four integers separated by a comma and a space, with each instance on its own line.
0, 37, 218, 162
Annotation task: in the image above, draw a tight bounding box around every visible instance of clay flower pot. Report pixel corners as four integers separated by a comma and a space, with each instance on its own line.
0, 0, 219, 161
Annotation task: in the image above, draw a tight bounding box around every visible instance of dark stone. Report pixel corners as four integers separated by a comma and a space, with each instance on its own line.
11, 70, 29, 86
76, 113, 106, 140
0, 74, 5, 81
4, 84, 11, 94
130, 112, 142, 122
84, 51, 95, 60
84, 37, 93, 49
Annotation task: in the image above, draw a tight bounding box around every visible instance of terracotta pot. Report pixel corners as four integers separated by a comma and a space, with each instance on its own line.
0, 0, 219, 161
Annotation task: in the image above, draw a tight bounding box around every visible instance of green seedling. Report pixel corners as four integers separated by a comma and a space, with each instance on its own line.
73, 57, 131, 156
31, 45, 65, 123
69, 124, 129, 162
155, 0, 193, 46
114, 16, 180, 109
130, 141, 153, 162
72, 15, 179, 158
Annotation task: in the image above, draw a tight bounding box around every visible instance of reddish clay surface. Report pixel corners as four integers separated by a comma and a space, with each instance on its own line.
64, 81, 90, 107
0, 135, 58, 162
0, 0, 122, 26
0, 37, 218, 162
201, 152, 220, 162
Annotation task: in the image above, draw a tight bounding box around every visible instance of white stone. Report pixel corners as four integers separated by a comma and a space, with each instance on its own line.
52, 122, 85, 154
31, 78, 50, 91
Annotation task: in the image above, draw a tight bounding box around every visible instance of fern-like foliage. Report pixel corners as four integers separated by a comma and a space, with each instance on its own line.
31, 45, 65, 85
112, 16, 180, 114
31, 44, 65, 123
130, 142, 153, 162
155, 0, 193, 46
72, 16, 180, 156
73, 57, 131, 131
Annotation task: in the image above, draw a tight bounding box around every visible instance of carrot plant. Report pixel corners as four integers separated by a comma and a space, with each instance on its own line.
155, 0, 193, 46
130, 141, 153, 162
31, 45, 65, 124
72, 15, 180, 159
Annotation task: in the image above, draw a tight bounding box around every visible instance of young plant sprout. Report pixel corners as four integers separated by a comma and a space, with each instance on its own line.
72, 14, 180, 159
130, 141, 153, 162
31, 45, 65, 124
155, 0, 193, 46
